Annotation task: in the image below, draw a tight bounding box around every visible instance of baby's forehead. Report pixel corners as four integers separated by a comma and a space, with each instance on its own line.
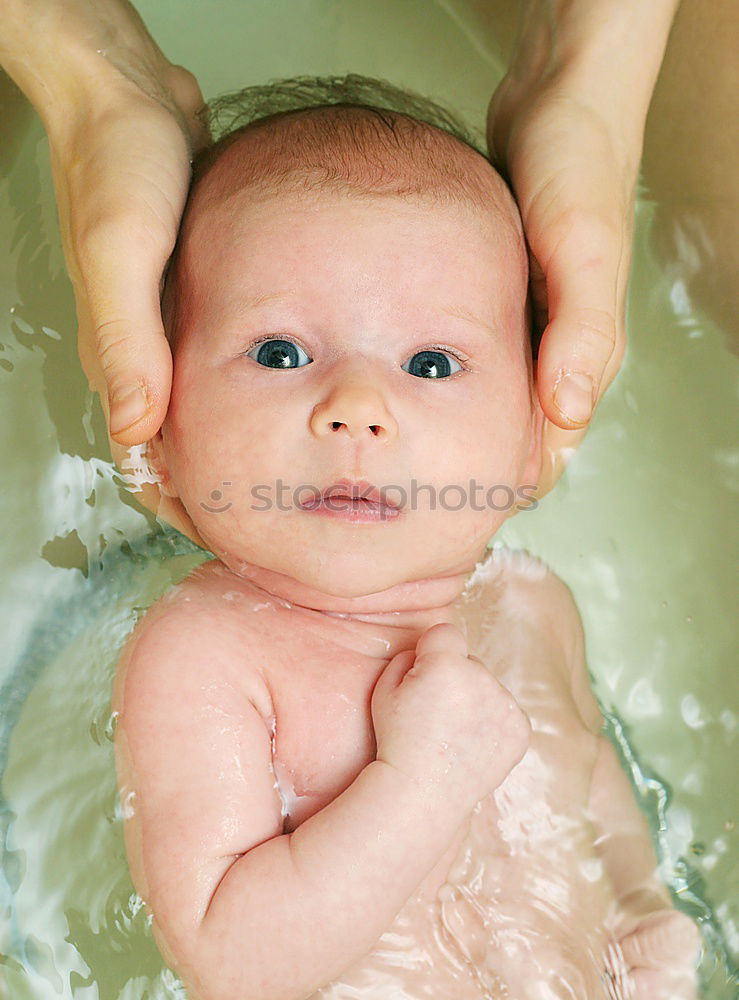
185, 105, 523, 244
163, 106, 529, 342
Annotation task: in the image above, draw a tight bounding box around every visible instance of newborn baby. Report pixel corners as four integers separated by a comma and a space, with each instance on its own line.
112, 78, 700, 1000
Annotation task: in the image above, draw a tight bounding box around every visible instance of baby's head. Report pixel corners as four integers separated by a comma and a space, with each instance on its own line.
151, 74, 544, 599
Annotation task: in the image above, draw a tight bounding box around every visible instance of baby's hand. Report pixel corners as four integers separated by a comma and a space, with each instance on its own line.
606, 909, 702, 1000
371, 622, 530, 814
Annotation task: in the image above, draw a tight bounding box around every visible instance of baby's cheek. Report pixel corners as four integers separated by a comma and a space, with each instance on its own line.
161, 417, 216, 511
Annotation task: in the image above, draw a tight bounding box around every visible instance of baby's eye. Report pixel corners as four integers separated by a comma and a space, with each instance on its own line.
246, 338, 312, 369
401, 349, 462, 379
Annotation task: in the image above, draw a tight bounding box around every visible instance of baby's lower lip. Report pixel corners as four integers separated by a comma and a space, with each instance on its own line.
299, 496, 400, 522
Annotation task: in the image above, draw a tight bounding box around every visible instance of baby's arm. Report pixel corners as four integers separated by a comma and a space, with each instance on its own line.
588, 735, 701, 999
112, 595, 527, 1000
113, 601, 454, 1000
562, 590, 702, 998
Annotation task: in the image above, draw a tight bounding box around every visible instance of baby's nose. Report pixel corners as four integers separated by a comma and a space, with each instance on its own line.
309, 380, 398, 442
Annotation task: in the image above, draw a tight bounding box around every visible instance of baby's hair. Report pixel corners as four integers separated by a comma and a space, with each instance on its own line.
181, 72, 503, 219
201, 73, 486, 153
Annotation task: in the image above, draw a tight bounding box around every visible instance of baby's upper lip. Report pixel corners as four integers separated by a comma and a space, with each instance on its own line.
317, 478, 398, 508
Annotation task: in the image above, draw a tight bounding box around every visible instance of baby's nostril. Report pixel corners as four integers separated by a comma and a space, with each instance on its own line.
328, 421, 381, 434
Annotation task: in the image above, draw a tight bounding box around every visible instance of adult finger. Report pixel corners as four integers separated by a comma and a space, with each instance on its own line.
165, 63, 212, 154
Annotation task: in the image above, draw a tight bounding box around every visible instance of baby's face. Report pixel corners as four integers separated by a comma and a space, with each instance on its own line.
157, 186, 543, 598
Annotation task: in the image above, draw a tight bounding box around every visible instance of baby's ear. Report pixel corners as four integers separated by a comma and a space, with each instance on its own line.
144, 431, 179, 498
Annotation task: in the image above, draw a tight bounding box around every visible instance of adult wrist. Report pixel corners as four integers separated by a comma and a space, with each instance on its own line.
0, 0, 185, 140
506, 0, 680, 170
531, 0, 679, 103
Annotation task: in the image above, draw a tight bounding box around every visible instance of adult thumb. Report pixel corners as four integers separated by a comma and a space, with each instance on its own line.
79, 251, 173, 447
104, 318, 172, 446
535, 219, 627, 431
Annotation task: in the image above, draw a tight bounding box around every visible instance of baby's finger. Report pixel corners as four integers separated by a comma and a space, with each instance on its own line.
413, 622, 468, 662
370, 649, 417, 723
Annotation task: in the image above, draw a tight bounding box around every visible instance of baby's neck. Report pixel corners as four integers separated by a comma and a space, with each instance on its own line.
216, 557, 477, 633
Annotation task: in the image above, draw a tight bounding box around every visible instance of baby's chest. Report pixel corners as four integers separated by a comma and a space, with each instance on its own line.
264, 629, 595, 846
265, 642, 381, 832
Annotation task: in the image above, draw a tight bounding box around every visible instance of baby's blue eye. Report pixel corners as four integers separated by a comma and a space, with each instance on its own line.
402, 350, 462, 379
247, 338, 312, 369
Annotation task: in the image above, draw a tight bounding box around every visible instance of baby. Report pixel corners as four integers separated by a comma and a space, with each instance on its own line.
112, 76, 700, 1000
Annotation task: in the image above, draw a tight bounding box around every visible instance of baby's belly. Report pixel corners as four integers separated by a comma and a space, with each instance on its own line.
312, 795, 617, 1000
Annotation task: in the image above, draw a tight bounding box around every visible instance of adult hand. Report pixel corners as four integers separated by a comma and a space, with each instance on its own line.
486, 0, 679, 498
2, 0, 211, 543
1, 0, 210, 447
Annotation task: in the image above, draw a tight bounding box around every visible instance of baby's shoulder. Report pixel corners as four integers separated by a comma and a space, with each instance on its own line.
112, 559, 275, 724
136, 557, 283, 626
464, 546, 602, 731
463, 546, 585, 657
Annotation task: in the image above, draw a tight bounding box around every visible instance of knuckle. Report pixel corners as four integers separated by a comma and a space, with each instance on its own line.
94, 320, 137, 376
416, 623, 467, 657
167, 64, 206, 110
573, 308, 618, 353
72, 214, 136, 279
413, 651, 455, 678
559, 307, 620, 376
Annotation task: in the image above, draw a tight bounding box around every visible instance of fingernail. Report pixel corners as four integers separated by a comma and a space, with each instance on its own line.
554, 371, 593, 425
109, 384, 148, 434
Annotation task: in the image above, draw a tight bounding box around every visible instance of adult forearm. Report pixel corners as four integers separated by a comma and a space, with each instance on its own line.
0, 0, 68, 116
186, 760, 468, 1000
522, 0, 679, 139
0, 0, 180, 135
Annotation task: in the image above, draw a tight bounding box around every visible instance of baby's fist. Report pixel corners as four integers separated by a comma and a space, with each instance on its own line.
371, 622, 530, 813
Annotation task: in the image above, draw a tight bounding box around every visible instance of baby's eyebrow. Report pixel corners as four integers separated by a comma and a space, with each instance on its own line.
440, 303, 496, 335
231, 291, 497, 337
241, 291, 292, 310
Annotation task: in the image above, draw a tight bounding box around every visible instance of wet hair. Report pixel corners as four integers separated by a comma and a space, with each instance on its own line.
204, 72, 486, 146
190, 73, 493, 204
162, 73, 530, 348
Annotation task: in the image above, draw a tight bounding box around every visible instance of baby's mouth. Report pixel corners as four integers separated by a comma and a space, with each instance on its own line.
300, 478, 400, 521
